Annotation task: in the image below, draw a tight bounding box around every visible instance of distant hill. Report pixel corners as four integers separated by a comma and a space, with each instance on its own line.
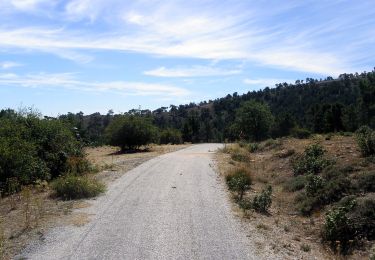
53, 69, 375, 144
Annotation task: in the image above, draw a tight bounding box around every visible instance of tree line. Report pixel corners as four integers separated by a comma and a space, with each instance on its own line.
56, 69, 375, 144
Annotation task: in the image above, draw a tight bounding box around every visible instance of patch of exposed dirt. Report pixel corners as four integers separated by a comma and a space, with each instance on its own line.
216, 135, 375, 260
0, 144, 190, 259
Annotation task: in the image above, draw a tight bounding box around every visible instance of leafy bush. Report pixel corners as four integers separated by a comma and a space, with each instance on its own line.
291, 127, 311, 139
0, 113, 84, 191
226, 167, 252, 200
252, 185, 272, 213
355, 126, 375, 157
159, 128, 183, 144
0, 135, 49, 188
322, 205, 356, 254
292, 144, 331, 176
323, 196, 375, 254
305, 175, 324, 196
106, 115, 158, 151
52, 175, 105, 200
296, 167, 353, 216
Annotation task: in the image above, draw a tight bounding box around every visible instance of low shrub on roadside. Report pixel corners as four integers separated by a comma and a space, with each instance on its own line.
252, 185, 273, 213
51, 174, 105, 200
355, 125, 375, 157
226, 167, 252, 201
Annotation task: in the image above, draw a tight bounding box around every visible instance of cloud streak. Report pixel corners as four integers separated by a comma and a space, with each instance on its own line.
0, 61, 22, 69
0, 0, 374, 76
0, 72, 190, 97
144, 66, 241, 78
243, 78, 295, 88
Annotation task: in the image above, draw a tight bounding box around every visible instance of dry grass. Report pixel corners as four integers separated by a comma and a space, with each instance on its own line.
216, 135, 375, 260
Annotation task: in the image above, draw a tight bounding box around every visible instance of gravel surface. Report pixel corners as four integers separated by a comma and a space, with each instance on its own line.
17, 144, 273, 260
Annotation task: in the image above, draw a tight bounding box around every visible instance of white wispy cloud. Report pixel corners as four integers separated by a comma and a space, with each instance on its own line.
0, 72, 190, 97
0, 0, 373, 75
244, 78, 295, 87
0, 0, 56, 14
0, 61, 22, 69
144, 66, 241, 78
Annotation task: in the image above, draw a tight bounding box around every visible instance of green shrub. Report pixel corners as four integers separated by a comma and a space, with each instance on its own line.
0, 135, 49, 186
305, 175, 324, 196
291, 127, 311, 139
52, 175, 105, 200
356, 171, 375, 192
323, 196, 375, 254
292, 144, 331, 176
297, 168, 352, 216
355, 125, 375, 157
226, 167, 252, 200
252, 185, 272, 213
283, 175, 306, 192
322, 205, 355, 254
159, 128, 183, 144
0, 112, 84, 189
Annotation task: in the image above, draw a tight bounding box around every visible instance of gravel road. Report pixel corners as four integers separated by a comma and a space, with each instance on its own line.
18, 144, 265, 260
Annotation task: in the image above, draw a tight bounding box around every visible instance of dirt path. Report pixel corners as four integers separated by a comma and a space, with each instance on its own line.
17, 144, 277, 260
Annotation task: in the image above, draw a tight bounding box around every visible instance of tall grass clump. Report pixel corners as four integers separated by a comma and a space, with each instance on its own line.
52, 175, 105, 200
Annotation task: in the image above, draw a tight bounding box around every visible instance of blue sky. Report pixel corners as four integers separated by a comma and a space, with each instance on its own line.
0, 0, 374, 116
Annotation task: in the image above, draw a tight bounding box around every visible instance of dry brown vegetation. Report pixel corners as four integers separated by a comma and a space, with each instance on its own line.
0, 143, 190, 259
217, 135, 375, 260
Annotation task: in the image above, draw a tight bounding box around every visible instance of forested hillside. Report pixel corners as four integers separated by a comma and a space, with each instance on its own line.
53, 69, 374, 145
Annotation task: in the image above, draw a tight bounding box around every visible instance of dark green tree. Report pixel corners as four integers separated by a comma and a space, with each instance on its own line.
234, 100, 274, 141
106, 116, 158, 151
